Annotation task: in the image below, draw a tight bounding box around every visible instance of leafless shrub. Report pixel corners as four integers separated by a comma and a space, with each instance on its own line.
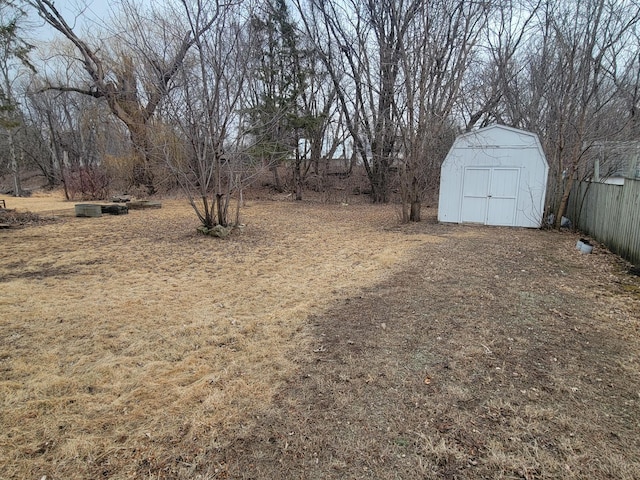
64, 165, 110, 200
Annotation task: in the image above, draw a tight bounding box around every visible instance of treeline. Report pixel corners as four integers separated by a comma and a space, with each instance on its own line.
0, 0, 638, 227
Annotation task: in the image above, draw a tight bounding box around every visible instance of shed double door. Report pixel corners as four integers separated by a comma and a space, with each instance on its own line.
460, 167, 520, 226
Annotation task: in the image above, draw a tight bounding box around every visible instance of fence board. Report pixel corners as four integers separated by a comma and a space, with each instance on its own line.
568, 178, 640, 265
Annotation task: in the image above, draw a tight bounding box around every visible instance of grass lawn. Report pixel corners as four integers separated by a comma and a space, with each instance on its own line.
1, 192, 639, 479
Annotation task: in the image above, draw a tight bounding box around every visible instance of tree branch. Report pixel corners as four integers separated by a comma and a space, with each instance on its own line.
37, 85, 104, 98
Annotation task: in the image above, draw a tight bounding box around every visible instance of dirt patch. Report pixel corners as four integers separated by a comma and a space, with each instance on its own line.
213, 227, 640, 480
1, 193, 639, 479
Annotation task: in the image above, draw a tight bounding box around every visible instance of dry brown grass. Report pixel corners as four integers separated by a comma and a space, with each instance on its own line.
1, 191, 438, 479
218, 224, 640, 480
1, 191, 639, 479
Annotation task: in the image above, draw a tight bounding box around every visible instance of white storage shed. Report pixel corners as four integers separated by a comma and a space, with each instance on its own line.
438, 125, 549, 228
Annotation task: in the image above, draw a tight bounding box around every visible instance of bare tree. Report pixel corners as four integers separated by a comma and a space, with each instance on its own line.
295, 0, 409, 203
395, 0, 490, 221
161, 0, 249, 233
25, 79, 122, 199
462, 0, 543, 131
0, 0, 35, 196
497, 0, 640, 226
614, 27, 640, 141
298, 0, 489, 215
26, 0, 218, 194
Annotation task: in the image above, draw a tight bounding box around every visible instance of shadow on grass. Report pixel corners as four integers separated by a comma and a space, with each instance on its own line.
209, 227, 640, 479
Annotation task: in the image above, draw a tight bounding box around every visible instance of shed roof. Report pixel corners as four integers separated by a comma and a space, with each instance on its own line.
451, 124, 545, 152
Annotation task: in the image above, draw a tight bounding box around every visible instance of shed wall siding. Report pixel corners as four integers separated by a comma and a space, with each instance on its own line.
438, 126, 548, 228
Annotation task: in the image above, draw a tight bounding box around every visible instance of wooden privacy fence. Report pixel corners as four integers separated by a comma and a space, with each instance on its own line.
567, 178, 640, 265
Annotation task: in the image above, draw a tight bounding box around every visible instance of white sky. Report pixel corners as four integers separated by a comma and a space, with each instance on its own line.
26, 0, 119, 43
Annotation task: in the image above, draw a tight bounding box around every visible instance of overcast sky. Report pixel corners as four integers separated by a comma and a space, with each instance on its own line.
26, 0, 117, 43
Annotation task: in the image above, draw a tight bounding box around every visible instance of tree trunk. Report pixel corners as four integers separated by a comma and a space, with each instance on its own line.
375, 156, 390, 203
401, 202, 410, 223
555, 172, 574, 229
311, 135, 322, 176
409, 174, 421, 222
410, 200, 421, 222
60, 150, 70, 200
128, 122, 156, 195
294, 152, 303, 201
295, 172, 303, 200
270, 163, 283, 192
8, 131, 22, 197
371, 166, 388, 203
216, 193, 227, 227
235, 175, 242, 226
